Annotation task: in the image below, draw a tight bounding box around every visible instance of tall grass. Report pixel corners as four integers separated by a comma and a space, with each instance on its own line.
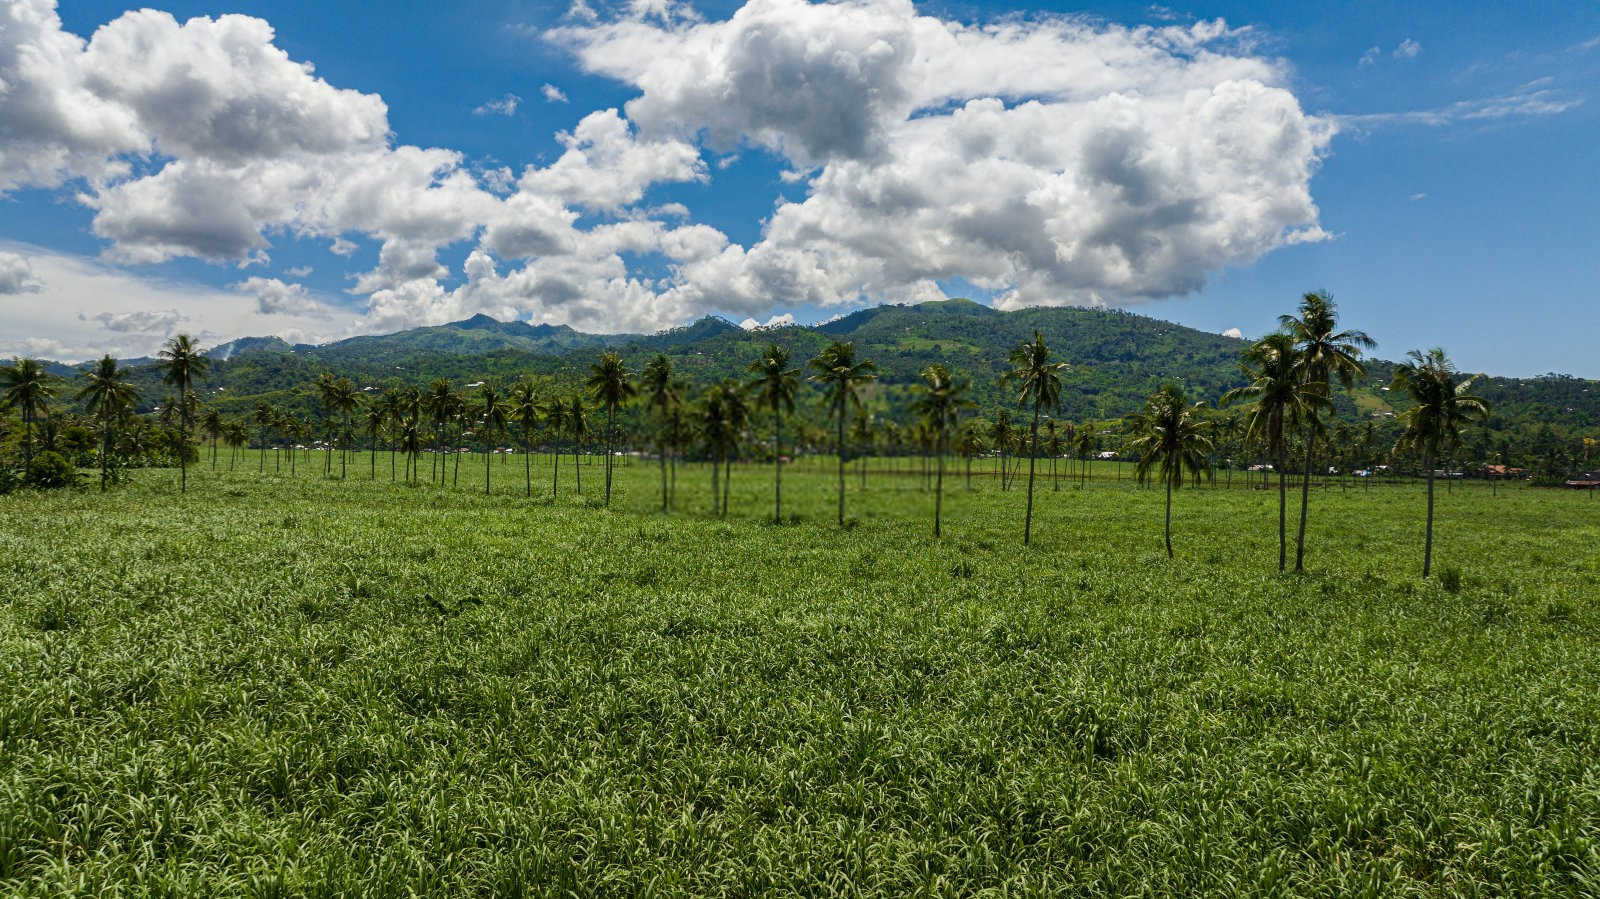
1, 457, 1597, 894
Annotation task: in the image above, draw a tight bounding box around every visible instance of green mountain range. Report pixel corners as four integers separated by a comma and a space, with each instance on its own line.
65, 299, 1598, 437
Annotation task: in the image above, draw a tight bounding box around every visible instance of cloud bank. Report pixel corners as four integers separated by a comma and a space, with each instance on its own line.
1, 0, 1344, 346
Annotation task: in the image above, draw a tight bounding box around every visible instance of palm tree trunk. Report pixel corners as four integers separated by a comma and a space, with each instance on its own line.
552, 445, 560, 496
965, 456, 972, 490
179, 392, 188, 493
604, 408, 615, 505
573, 441, 581, 493
1423, 449, 1436, 578
1024, 399, 1041, 545
774, 409, 783, 524
660, 439, 669, 513
712, 449, 722, 517
723, 455, 732, 517
1276, 462, 1287, 572
1295, 430, 1315, 572
836, 397, 846, 526
934, 437, 945, 537
1164, 472, 1174, 559
485, 442, 491, 496
100, 419, 110, 492
524, 428, 532, 498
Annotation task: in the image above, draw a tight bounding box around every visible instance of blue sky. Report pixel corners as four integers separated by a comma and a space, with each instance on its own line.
2, 0, 1596, 376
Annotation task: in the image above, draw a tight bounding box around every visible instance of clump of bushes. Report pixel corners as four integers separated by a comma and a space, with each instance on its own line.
24, 451, 78, 490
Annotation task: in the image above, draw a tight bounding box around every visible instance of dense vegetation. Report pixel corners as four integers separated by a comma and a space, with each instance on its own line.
3, 295, 1597, 893
3, 459, 1598, 894
26, 301, 1599, 476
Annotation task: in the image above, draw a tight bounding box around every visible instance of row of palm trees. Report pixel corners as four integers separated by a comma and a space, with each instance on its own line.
3, 298, 1488, 576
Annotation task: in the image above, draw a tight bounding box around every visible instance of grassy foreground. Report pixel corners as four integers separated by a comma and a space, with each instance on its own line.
2, 453, 1599, 895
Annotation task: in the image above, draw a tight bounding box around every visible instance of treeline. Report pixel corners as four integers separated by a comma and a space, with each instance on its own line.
5, 291, 1568, 579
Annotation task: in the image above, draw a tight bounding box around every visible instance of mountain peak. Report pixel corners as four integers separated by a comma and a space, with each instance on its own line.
455, 313, 502, 330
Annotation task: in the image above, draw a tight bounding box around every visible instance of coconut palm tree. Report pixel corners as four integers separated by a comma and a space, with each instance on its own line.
661, 395, 693, 509
201, 405, 224, 469
1125, 384, 1214, 558
850, 412, 876, 490
253, 401, 275, 473
566, 395, 591, 494
333, 378, 360, 479
956, 421, 986, 490
476, 381, 508, 496
989, 411, 1013, 490
1281, 290, 1374, 571
749, 344, 799, 524
545, 395, 570, 496
1005, 331, 1068, 545
157, 335, 209, 493
1391, 348, 1490, 578
509, 377, 541, 497
362, 398, 387, 480
315, 372, 341, 476
585, 352, 636, 506
1073, 422, 1096, 488
224, 420, 248, 470
76, 355, 139, 491
1221, 333, 1326, 572
641, 355, 680, 513
2, 357, 57, 468
1043, 419, 1061, 492
808, 341, 876, 526
1215, 410, 1242, 489
909, 364, 974, 537
718, 379, 751, 514
697, 382, 736, 517
424, 379, 456, 485
399, 420, 424, 484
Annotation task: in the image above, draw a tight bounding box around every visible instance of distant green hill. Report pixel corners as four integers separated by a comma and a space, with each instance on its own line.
63, 300, 1598, 439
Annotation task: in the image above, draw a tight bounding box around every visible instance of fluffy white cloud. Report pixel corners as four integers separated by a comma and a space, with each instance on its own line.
740, 312, 796, 329
3, 0, 1356, 339
1221, 326, 1243, 339
541, 83, 569, 102
88, 308, 185, 333
515, 109, 705, 211
232, 276, 331, 317
1394, 38, 1421, 59
0, 244, 363, 361
0, 252, 43, 293
555, 0, 1333, 312
474, 93, 522, 115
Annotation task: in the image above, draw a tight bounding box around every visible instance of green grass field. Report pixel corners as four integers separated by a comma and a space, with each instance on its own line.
3, 451, 1598, 895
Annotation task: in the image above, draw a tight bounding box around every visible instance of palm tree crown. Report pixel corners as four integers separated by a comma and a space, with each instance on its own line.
909, 363, 973, 537
1004, 331, 1068, 545
585, 352, 635, 504
1391, 348, 1490, 579
749, 344, 800, 523
1125, 383, 1213, 558
157, 335, 209, 491
809, 341, 876, 525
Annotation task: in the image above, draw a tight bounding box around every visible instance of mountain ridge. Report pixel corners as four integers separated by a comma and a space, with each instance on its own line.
39, 300, 1597, 434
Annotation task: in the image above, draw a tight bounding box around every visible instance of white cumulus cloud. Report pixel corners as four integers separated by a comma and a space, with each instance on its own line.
0, 252, 43, 293
3, 0, 1492, 342
474, 93, 522, 116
